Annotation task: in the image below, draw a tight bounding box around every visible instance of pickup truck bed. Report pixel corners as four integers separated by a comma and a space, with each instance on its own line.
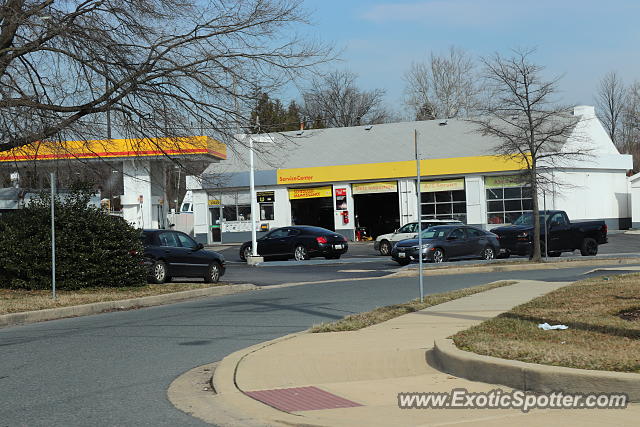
491, 211, 607, 257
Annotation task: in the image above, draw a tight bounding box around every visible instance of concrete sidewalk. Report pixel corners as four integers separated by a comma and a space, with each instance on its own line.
202, 279, 640, 426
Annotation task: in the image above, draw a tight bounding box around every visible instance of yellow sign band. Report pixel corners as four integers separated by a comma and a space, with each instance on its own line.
277, 155, 527, 185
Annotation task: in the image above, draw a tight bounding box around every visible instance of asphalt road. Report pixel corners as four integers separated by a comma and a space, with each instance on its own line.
1, 262, 638, 426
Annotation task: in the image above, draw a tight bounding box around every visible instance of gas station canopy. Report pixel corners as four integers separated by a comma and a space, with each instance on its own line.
0, 135, 227, 163
0, 136, 227, 230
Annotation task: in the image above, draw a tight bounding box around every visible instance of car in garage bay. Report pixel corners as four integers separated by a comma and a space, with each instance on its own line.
239, 226, 348, 261
391, 225, 500, 265
141, 229, 226, 283
374, 219, 462, 255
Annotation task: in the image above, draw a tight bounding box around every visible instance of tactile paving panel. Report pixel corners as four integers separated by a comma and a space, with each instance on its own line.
244, 386, 362, 412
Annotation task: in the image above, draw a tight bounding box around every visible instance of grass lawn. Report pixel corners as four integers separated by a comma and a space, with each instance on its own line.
310, 280, 517, 333
0, 282, 227, 315
453, 273, 640, 373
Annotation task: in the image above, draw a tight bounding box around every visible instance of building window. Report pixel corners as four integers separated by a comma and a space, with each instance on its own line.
420, 188, 467, 223
223, 204, 252, 221
260, 203, 274, 220
486, 183, 532, 224
223, 205, 237, 221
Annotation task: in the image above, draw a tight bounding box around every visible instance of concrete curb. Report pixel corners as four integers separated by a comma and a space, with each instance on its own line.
390, 257, 640, 277
209, 331, 321, 426
431, 339, 640, 401
0, 284, 258, 328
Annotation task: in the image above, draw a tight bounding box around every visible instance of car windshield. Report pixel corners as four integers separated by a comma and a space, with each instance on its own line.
420, 228, 448, 239
513, 212, 549, 225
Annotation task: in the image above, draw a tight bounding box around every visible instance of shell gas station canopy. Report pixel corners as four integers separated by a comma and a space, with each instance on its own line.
0, 135, 227, 163
0, 136, 227, 229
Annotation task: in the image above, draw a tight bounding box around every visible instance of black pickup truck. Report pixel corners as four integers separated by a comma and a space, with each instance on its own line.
490, 210, 608, 258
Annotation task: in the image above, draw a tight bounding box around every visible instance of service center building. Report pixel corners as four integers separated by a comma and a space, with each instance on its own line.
188, 106, 632, 244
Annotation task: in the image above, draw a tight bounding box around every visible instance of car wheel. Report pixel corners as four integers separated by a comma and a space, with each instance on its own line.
204, 262, 221, 283
379, 240, 391, 256
580, 238, 598, 256
395, 259, 410, 266
294, 245, 309, 261
481, 247, 495, 261
150, 260, 167, 284
432, 248, 445, 263
242, 246, 252, 262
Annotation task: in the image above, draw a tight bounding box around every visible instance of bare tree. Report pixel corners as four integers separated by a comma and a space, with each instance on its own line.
595, 71, 627, 146
301, 70, 388, 128
404, 46, 479, 120
0, 0, 331, 156
470, 48, 589, 262
620, 81, 640, 170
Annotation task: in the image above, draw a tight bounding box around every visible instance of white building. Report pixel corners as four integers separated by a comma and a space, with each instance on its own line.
188, 106, 633, 244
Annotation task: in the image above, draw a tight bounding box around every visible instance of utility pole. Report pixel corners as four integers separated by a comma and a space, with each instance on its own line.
415, 129, 424, 301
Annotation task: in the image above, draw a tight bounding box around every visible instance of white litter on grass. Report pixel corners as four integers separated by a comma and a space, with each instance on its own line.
538, 323, 568, 330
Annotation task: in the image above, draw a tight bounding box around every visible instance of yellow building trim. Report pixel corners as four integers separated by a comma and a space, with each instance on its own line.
277, 155, 526, 185
0, 136, 227, 162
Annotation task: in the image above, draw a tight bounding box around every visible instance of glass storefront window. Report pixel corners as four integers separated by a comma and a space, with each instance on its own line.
260, 203, 274, 220
223, 205, 237, 221
223, 204, 252, 221
237, 204, 251, 220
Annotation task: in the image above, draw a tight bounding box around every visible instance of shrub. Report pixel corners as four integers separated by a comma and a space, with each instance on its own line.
0, 184, 146, 290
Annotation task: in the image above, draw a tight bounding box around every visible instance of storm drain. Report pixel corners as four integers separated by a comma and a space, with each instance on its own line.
244, 386, 362, 412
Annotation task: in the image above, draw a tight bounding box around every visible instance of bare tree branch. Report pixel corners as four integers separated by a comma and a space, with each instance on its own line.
301, 69, 388, 128
468, 48, 590, 262
0, 0, 333, 161
595, 71, 626, 146
403, 46, 479, 120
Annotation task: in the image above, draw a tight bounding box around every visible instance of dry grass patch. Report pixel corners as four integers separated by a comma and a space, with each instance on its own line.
310, 280, 517, 333
453, 273, 640, 373
0, 282, 227, 315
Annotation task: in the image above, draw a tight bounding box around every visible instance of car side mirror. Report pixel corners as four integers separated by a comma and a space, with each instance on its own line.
195, 243, 204, 250
447, 236, 457, 241
394, 229, 398, 233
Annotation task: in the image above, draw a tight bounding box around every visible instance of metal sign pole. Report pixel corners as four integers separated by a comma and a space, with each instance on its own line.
50, 172, 56, 299
543, 190, 548, 260
415, 130, 424, 301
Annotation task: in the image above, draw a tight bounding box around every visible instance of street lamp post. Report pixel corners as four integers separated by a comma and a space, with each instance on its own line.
249, 131, 258, 257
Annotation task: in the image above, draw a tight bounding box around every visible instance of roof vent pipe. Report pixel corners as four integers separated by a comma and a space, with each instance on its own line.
438, 120, 448, 126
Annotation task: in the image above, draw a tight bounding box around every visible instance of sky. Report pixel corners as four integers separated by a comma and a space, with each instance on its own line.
292, 0, 640, 118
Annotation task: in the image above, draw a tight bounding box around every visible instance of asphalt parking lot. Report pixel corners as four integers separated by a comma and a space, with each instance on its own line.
204, 232, 640, 286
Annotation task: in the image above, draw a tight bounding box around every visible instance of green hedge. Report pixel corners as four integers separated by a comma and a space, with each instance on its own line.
0, 185, 146, 290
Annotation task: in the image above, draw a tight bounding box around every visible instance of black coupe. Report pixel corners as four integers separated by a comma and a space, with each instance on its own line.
239, 226, 348, 261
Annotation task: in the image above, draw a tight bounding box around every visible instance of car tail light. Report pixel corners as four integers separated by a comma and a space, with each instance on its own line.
602, 224, 608, 234
316, 236, 328, 244
342, 236, 348, 242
